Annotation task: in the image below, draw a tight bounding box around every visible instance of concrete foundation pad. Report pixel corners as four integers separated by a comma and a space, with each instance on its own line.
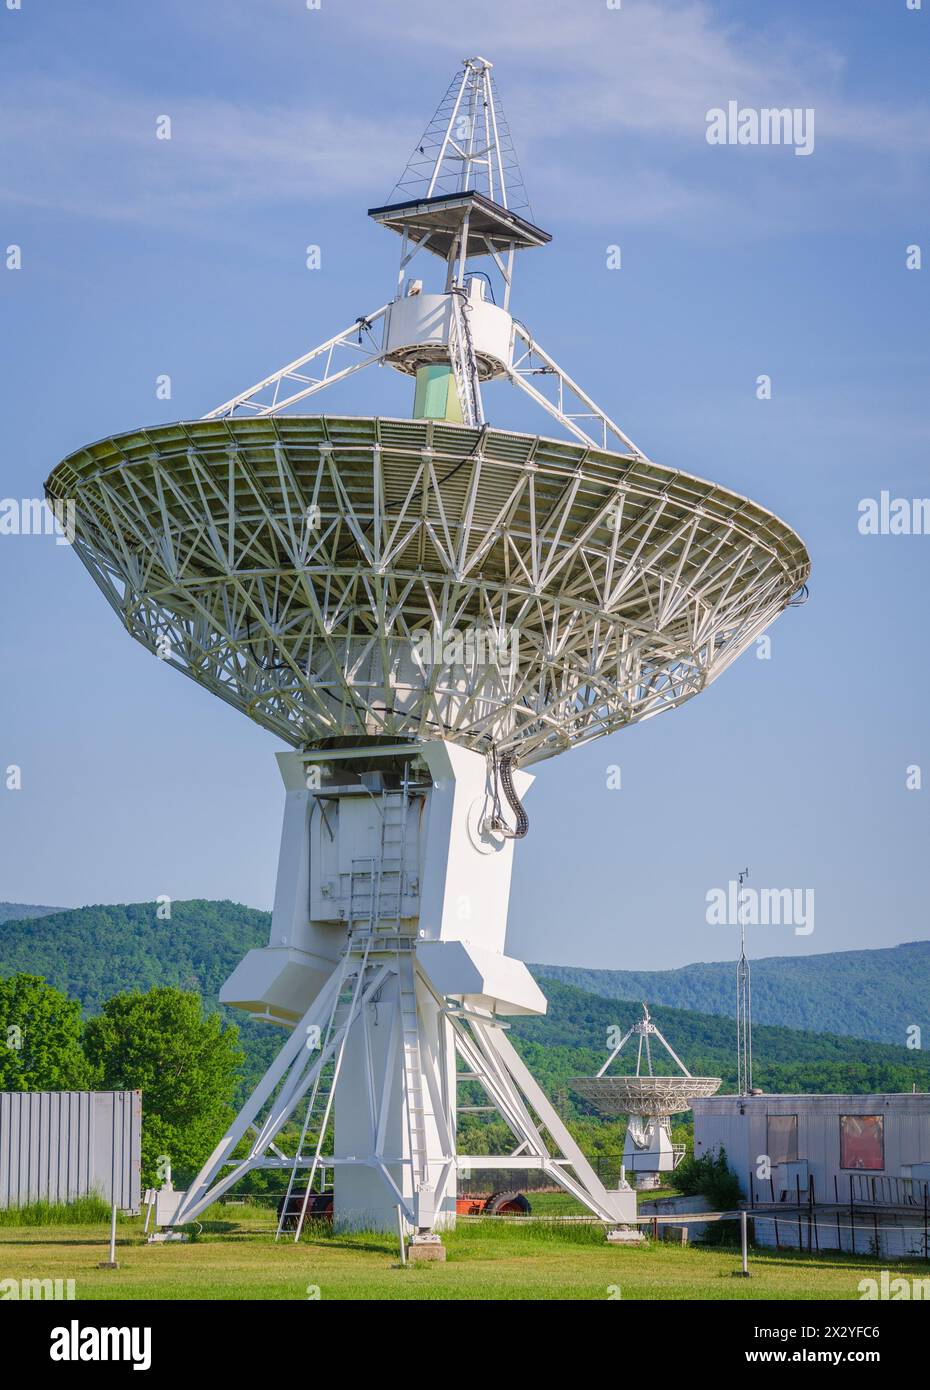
606, 1226, 646, 1244
407, 1236, 447, 1263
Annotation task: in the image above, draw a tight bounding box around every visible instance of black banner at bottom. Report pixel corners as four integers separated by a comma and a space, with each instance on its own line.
8, 1295, 924, 1375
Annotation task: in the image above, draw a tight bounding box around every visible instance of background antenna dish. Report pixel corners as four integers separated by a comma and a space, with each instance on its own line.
571, 1004, 722, 1187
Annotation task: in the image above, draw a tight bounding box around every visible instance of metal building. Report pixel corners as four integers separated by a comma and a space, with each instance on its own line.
693, 1093, 930, 1259
0, 1091, 142, 1213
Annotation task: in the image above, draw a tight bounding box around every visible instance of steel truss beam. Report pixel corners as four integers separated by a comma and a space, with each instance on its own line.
507, 320, 648, 457
450, 1008, 630, 1224
204, 306, 391, 420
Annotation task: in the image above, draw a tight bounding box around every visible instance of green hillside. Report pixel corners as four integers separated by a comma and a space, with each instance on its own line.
0, 900, 927, 1107
0, 900, 268, 1012
531, 941, 930, 1046
0, 901, 278, 1097
2, 899, 925, 1046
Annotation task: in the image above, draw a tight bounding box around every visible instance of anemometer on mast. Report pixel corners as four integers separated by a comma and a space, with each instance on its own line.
737, 867, 753, 1096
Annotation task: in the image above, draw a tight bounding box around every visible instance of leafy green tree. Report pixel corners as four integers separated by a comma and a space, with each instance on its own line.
674, 1146, 742, 1208
84, 986, 244, 1186
0, 974, 91, 1090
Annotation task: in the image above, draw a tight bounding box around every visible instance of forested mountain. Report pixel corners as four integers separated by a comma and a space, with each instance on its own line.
2, 899, 925, 1045
531, 941, 930, 1046
0, 900, 269, 1012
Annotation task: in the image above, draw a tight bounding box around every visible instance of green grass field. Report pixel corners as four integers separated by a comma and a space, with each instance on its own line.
0, 1206, 922, 1300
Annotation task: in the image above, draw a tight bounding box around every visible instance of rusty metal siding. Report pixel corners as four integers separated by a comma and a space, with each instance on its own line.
0, 1091, 141, 1212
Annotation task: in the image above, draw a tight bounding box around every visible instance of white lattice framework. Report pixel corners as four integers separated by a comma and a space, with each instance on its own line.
46, 416, 809, 766
386, 55, 532, 215
44, 55, 810, 1242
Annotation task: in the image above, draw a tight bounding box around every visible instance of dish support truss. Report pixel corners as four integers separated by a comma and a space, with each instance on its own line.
202, 294, 646, 458
165, 741, 636, 1237
46, 412, 810, 767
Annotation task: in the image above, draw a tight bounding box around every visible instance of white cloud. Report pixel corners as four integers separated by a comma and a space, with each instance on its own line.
329, 0, 928, 146
0, 77, 412, 226
2, 0, 926, 235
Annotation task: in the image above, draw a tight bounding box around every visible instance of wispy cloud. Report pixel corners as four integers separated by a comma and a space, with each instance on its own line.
330, 0, 930, 144
2, 0, 927, 235
0, 77, 412, 227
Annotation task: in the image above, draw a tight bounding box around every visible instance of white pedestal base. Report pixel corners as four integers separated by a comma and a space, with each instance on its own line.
163, 740, 636, 1236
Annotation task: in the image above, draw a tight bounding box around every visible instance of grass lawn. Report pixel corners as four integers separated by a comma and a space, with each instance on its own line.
0, 1207, 923, 1300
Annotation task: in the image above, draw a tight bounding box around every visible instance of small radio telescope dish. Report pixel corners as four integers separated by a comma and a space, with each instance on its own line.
571, 1004, 722, 1188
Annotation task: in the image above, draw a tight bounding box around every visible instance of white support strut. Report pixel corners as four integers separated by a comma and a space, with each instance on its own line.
203, 306, 391, 420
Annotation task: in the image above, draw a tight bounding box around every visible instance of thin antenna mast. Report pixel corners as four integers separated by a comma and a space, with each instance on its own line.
736, 867, 753, 1095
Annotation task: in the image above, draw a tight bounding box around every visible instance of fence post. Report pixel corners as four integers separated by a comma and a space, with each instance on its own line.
736, 1209, 750, 1277
98, 1202, 118, 1269
771, 1173, 780, 1250
809, 1173, 818, 1252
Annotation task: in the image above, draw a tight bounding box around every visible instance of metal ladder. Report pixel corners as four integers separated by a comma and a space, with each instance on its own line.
282, 930, 376, 1242
274, 947, 348, 1240
283, 782, 420, 1234
345, 785, 409, 932
449, 288, 484, 428
397, 948, 429, 1217
377, 788, 408, 929
278, 788, 401, 1242
347, 855, 376, 931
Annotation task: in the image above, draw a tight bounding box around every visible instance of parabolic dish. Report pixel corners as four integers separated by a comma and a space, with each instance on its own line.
571, 1075, 723, 1117
45, 415, 809, 764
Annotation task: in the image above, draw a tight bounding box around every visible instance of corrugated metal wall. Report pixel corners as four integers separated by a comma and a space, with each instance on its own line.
0, 1091, 141, 1212
693, 1094, 930, 1259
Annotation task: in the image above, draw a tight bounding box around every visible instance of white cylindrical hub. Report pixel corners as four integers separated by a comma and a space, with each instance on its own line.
383, 284, 513, 379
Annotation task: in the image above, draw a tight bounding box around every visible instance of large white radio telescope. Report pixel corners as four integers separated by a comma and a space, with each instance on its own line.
46, 58, 808, 1250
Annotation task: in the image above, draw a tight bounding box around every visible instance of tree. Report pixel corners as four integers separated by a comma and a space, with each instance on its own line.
0, 974, 91, 1090
83, 987, 244, 1186
674, 1146, 742, 1208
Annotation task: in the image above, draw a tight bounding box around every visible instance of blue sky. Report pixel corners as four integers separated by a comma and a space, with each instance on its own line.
1, 0, 928, 971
